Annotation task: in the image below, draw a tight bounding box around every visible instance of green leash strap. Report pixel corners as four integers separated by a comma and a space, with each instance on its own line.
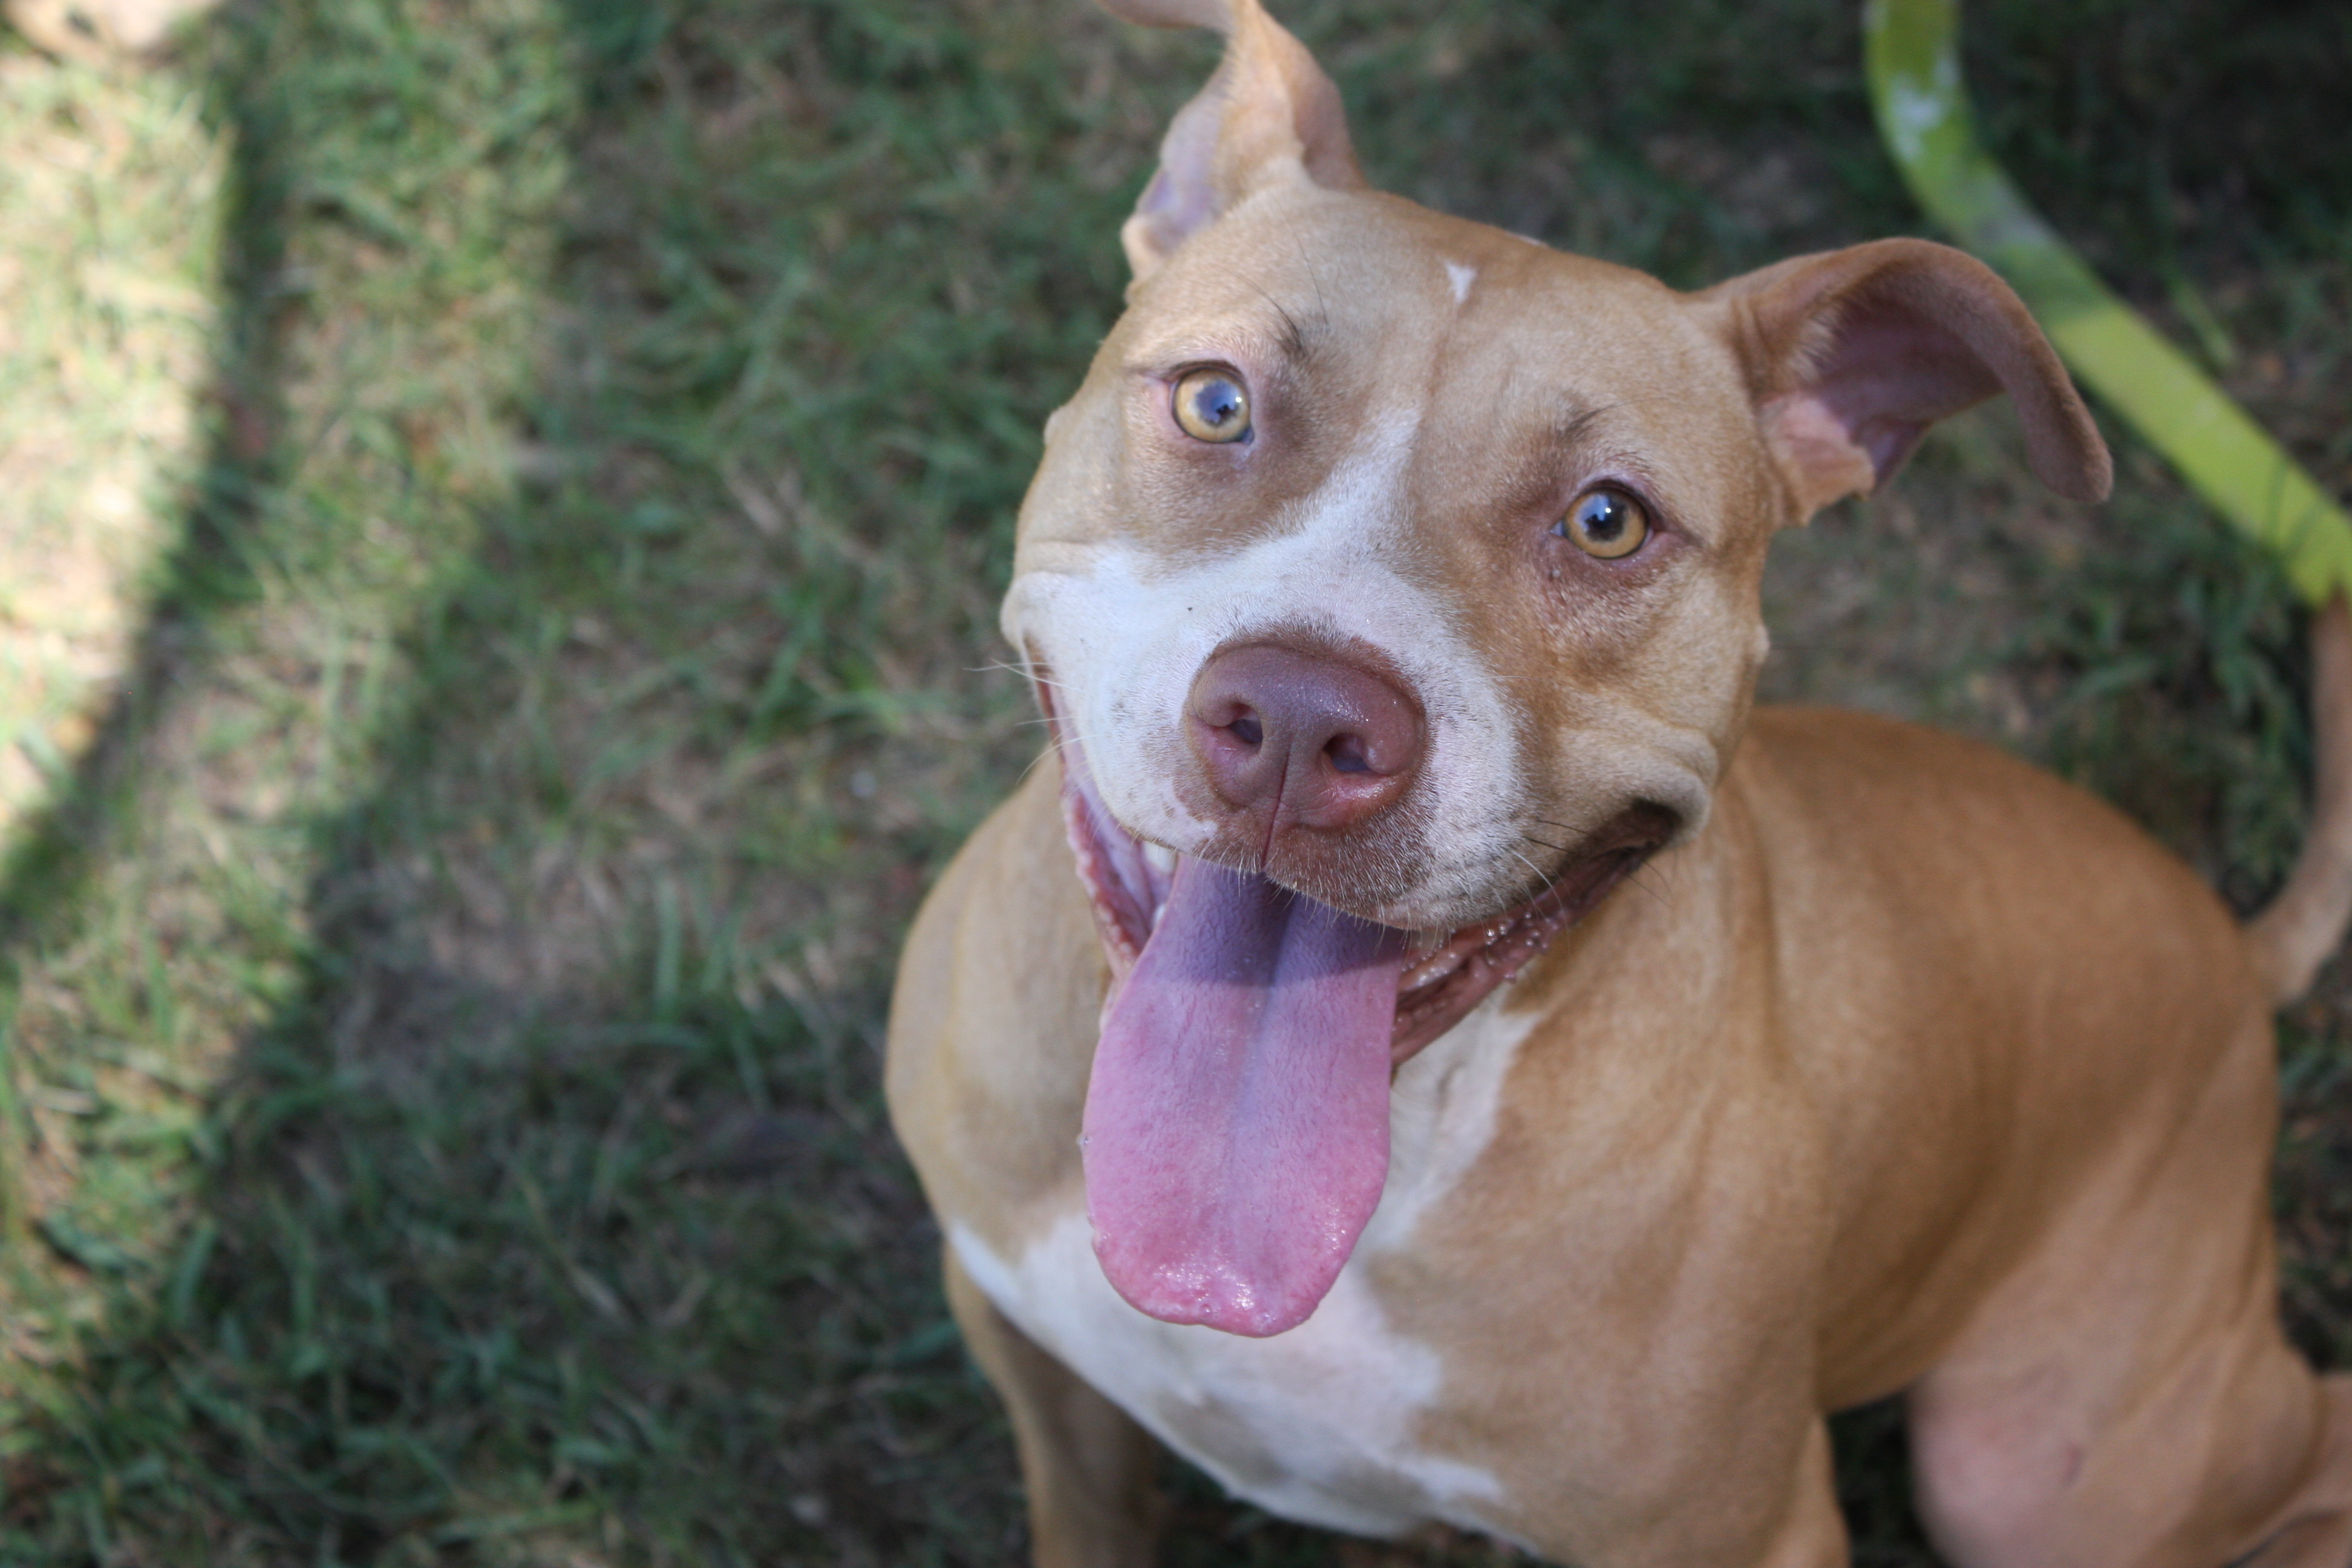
1864, 0, 2352, 606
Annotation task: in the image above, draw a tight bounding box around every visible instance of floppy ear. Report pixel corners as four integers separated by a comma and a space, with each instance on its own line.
1708, 237, 2112, 518
1098, 0, 1365, 279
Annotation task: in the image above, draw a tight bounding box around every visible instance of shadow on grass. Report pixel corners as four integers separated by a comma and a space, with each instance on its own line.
0, 2, 1062, 1560
0, 0, 2343, 1564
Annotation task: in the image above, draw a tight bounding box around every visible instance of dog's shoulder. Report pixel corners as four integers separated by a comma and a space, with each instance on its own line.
886, 756, 1103, 1238
1737, 703, 2213, 886
1729, 701, 2259, 1028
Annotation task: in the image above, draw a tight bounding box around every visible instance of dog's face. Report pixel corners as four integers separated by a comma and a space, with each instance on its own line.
1010, 0, 2108, 1338
1008, 186, 1781, 936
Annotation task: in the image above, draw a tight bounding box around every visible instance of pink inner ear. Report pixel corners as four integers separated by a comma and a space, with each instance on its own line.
1768, 295, 2005, 511
1133, 100, 1225, 258
1762, 394, 1882, 514
1723, 238, 2111, 508
1111, 0, 1366, 278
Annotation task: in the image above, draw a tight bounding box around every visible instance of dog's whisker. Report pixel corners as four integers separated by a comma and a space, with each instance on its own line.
1623, 863, 1673, 910
1288, 230, 1333, 342
969, 659, 1076, 697
1504, 844, 1559, 901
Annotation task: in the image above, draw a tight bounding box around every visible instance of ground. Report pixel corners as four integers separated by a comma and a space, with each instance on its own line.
0, 0, 2344, 1564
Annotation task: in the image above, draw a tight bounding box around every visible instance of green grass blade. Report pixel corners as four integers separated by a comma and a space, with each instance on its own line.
1864, 0, 2352, 605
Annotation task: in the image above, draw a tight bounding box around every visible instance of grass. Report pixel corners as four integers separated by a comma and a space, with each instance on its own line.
0, 0, 2342, 1563
0, 53, 220, 832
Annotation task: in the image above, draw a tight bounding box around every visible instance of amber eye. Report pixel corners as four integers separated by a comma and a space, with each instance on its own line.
1172, 368, 1252, 443
1554, 487, 1649, 559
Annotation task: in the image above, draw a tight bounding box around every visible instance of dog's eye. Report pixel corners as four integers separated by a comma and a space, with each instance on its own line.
1172, 369, 1252, 443
1555, 488, 1649, 560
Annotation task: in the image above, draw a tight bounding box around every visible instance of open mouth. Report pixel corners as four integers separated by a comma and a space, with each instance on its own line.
1059, 734, 1657, 1062
1054, 724, 1663, 1339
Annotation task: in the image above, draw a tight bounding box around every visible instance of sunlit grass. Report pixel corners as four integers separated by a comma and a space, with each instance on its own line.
0, 55, 220, 828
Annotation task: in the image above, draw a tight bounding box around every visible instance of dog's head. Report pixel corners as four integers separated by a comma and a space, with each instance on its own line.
1009, 0, 2110, 1338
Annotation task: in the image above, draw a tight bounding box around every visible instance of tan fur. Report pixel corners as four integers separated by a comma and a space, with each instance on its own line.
944, 1249, 1165, 1568
886, 1, 2352, 1562
2250, 598, 2352, 1004
899, 722, 2352, 1564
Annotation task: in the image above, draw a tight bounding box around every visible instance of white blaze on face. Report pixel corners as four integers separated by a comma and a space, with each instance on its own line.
1002, 412, 1529, 929
1444, 260, 1477, 305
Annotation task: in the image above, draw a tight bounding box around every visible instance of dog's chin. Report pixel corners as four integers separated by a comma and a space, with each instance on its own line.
1056, 734, 1668, 1066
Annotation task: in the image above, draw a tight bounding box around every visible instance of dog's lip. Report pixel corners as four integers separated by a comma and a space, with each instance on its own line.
1386, 832, 1658, 1060
1048, 707, 1662, 1063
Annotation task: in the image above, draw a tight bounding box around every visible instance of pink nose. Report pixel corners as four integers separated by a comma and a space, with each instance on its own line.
1186, 643, 1424, 832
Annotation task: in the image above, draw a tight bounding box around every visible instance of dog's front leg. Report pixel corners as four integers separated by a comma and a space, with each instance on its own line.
946, 1247, 1166, 1567
1745, 1419, 1849, 1568
1549, 1411, 1849, 1568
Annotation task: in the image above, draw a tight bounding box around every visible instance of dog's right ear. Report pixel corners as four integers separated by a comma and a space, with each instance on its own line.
1707, 237, 2112, 519
1099, 0, 1365, 279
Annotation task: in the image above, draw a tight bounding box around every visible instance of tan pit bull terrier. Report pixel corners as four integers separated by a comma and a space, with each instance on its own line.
884, 1, 2352, 1561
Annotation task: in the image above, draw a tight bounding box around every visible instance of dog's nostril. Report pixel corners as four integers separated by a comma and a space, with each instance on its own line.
1185, 641, 1424, 825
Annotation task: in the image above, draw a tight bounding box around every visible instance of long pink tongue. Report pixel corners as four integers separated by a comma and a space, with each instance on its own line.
1080, 855, 1408, 1337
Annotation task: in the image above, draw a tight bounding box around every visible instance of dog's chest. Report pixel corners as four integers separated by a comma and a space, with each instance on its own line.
952, 1002, 1536, 1538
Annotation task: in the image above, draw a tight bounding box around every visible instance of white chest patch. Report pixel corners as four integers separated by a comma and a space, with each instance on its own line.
953, 998, 1538, 1538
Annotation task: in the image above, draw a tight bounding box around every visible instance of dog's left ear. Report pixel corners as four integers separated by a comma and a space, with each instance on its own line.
1707, 237, 2112, 518
1098, 0, 1365, 279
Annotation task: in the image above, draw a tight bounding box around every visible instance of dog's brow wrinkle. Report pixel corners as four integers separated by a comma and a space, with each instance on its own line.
1240, 275, 1313, 364
1277, 299, 1309, 363
1553, 404, 1612, 443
